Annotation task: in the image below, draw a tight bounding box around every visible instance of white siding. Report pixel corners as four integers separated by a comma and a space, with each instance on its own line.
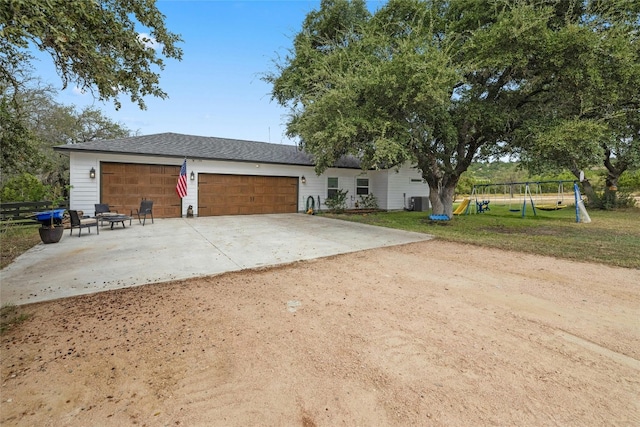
69, 153, 101, 215
369, 170, 388, 210
299, 169, 370, 210
297, 164, 427, 211
386, 165, 430, 210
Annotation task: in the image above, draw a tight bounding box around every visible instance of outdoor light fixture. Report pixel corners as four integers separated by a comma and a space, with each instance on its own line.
301, 176, 307, 184
190, 171, 195, 181
89, 167, 96, 179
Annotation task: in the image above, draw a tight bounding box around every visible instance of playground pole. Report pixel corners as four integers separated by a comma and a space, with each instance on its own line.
574, 183, 580, 223
522, 183, 537, 218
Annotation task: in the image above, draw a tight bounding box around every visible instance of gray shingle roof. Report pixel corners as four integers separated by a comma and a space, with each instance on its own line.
54, 132, 362, 169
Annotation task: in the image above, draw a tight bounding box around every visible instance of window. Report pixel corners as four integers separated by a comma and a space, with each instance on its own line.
327, 177, 339, 199
356, 178, 369, 195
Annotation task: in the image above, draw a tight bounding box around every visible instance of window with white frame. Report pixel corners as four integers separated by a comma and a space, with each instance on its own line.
356, 178, 369, 195
327, 177, 339, 199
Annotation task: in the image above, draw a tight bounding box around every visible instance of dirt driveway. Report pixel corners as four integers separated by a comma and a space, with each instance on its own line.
1, 240, 638, 426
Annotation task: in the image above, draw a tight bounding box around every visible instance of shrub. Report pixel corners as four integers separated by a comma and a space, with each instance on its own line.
325, 189, 348, 213
618, 169, 640, 192
359, 193, 379, 209
0, 173, 47, 202
598, 190, 637, 209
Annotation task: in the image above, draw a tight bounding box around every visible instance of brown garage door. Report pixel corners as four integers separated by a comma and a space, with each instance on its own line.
198, 174, 298, 216
101, 162, 182, 218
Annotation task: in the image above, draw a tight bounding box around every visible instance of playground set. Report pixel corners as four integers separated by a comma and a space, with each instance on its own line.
453, 180, 591, 223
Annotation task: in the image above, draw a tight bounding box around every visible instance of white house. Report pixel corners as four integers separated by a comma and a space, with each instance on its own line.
54, 133, 429, 217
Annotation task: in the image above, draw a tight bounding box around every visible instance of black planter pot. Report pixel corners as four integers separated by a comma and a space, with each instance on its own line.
38, 225, 64, 244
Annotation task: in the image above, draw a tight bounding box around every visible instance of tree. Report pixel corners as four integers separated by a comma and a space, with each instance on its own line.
267, 0, 639, 216
0, 172, 47, 202
0, 0, 183, 110
0, 78, 131, 188
34, 103, 132, 187
0, 92, 44, 178
513, 0, 640, 208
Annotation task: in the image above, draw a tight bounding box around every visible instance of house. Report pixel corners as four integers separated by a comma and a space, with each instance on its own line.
54, 133, 430, 217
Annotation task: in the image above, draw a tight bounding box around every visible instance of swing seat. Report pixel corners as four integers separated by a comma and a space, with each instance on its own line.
509, 208, 521, 212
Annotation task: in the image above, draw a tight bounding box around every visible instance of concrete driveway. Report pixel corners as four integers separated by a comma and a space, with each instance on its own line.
1, 214, 432, 306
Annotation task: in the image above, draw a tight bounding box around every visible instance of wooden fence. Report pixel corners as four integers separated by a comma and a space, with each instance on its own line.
0, 200, 69, 226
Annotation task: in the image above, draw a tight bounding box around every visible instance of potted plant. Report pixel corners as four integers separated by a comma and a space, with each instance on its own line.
36, 185, 66, 244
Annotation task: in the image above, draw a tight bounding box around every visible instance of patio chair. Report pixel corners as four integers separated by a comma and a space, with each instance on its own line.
132, 200, 154, 226
69, 210, 99, 237
95, 203, 118, 225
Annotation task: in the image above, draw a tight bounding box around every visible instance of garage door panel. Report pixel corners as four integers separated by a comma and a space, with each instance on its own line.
238, 206, 253, 215
104, 164, 126, 174
104, 175, 124, 185
125, 176, 141, 185
198, 174, 298, 216
101, 162, 181, 218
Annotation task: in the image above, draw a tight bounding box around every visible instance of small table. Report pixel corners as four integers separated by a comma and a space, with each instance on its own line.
99, 214, 132, 229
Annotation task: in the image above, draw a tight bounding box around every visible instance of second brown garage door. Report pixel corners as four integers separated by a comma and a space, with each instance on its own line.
198, 174, 298, 216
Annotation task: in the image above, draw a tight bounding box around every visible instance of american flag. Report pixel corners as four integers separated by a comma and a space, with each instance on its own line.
176, 159, 187, 198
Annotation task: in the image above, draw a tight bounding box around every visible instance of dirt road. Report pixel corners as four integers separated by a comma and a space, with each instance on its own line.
1, 240, 638, 426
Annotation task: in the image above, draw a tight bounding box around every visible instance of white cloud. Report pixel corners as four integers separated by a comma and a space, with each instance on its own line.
72, 86, 86, 95
138, 32, 161, 51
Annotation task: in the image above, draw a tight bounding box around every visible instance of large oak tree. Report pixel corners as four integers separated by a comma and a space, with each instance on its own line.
267, 0, 639, 216
1, 79, 131, 187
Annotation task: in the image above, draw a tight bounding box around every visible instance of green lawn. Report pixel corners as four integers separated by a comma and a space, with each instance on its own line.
0, 224, 42, 270
323, 203, 640, 269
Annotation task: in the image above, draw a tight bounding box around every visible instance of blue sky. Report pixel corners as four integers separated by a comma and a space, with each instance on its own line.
32, 1, 384, 145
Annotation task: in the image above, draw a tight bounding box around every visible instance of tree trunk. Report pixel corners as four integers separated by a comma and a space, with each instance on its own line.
580, 178, 600, 207
428, 182, 456, 218
603, 145, 627, 192
569, 167, 601, 208
603, 150, 628, 208
417, 137, 469, 218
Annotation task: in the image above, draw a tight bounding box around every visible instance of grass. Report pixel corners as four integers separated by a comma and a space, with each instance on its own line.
0, 304, 31, 335
0, 223, 41, 270
323, 203, 640, 269
0, 224, 40, 335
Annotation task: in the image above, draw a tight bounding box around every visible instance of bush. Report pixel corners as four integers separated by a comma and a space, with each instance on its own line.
325, 189, 348, 213
618, 169, 640, 192
598, 190, 637, 209
358, 193, 379, 209
0, 173, 47, 202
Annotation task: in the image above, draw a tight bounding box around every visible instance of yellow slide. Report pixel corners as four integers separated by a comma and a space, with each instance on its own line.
453, 198, 470, 215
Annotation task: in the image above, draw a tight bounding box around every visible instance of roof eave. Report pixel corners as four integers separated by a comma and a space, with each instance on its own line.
54, 146, 364, 170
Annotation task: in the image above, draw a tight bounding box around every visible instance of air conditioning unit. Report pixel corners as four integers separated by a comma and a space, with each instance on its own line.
410, 196, 429, 212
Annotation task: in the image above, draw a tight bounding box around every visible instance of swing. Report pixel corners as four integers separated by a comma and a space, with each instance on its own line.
507, 184, 521, 212
536, 182, 567, 211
